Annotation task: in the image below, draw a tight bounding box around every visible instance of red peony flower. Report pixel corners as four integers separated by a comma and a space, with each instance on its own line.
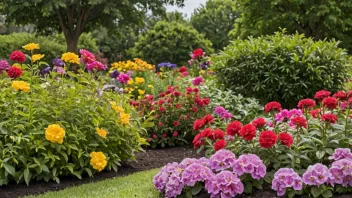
192, 48, 204, 59
278, 132, 293, 148
214, 139, 226, 151
193, 133, 205, 148
173, 131, 178, 137
213, 129, 225, 140
179, 66, 188, 73
310, 109, 320, 118
226, 121, 242, 136
333, 91, 347, 101
259, 130, 277, 149
203, 114, 214, 124
239, 124, 256, 141
321, 113, 338, 124
173, 121, 179, 127
322, 97, 338, 109
264, 101, 282, 113
297, 98, 316, 109
252, 118, 266, 128
175, 104, 182, 109
201, 128, 215, 140
7, 66, 23, 78
162, 133, 167, 138
291, 116, 307, 128
193, 119, 205, 131
9, 50, 26, 63
314, 90, 331, 100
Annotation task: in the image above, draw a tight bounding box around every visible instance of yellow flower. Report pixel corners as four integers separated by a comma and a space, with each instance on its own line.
138, 89, 145, 95
199, 70, 205, 74
96, 128, 108, 139
135, 77, 145, 84
148, 84, 154, 89
90, 152, 107, 172
45, 124, 65, 144
10, 136, 14, 140
61, 52, 80, 64
128, 79, 134, 85
110, 101, 125, 113
120, 112, 130, 125
11, 81, 30, 92
32, 54, 44, 62
22, 43, 39, 51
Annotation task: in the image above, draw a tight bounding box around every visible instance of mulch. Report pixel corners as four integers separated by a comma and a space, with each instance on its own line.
0, 146, 351, 198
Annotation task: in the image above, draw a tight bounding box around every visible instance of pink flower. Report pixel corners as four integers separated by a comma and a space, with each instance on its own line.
79, 49, 96, 64
192, 76, 204, 86
86, 61, 106, 71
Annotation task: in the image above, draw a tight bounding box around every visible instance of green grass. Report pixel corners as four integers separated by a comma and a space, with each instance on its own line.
26, 169, 161, 198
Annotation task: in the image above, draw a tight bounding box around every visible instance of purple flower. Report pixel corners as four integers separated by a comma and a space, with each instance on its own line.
179, 158, 199, 169
328, 159, 352, 187
209, 149, 236, 172
87, 61, 106, 71
233, 154, 266, 180
117, 73, 131, 84
52, 58, 65, 67
192, 76, 204, 86
197, 157, 210, 167
110, 70, 120, 78
158, 62, 177, 68
153, 162, 184, 198
302, 163, 329, 186
54, 66, 66, 74
272, 168, 302, 196
205, 170, 244, 198
181, 163, 213, 186
214, 106, 232, 119
329, 148, 352, 161
40, 67, 51, 75
200, 62, 210, 70
0, 60, 10, 70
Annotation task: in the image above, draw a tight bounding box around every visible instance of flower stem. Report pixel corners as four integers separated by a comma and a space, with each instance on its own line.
345, 108, 350, 137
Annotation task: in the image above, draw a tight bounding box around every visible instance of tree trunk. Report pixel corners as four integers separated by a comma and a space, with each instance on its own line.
65, 33, 79, 53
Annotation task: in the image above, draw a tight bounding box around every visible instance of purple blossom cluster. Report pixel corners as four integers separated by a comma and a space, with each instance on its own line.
153, 162, 184, 198
274, 109, 302, 123
328, 148, 352, 161
182, 163, 213, 186
302, 163, 329, 186
214, 106, 232, 119
233, 154, 266, 179
272, 168, 303, 196
0, 60, 10, 71
328, 159, 352, 187
209, 149, 236, 172
205, 170, 244, 198
158, 62, 177, 68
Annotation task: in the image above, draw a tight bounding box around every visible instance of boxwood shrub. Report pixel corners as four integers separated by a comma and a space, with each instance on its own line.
213, 31, 350, 107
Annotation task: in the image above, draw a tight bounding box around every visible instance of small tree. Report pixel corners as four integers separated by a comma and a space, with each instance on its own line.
130, 21, 213, 66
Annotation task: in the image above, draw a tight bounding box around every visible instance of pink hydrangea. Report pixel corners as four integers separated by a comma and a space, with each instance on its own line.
329, 148, 352, 161
302, 163, 329, 186
181, 163, 213, 186
328, 159, 352, 187
209, 149, 236, 172
233, 154, 266, 180
205, 171, 244, 198
272, 168, 303, 196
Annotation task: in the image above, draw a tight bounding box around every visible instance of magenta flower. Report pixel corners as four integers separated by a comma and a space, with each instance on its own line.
192, 76, 204, 86
117, 73, 131, 84
209, 149, 236, 172
86, 61, 106, 71
274, 109, 303, 123
233, 154, 266, 179
214, 106, 233, 119
302, 163, 329, 186
205, 170, 244, 198
272, 168, 303, 196
329, 148, 352, 161
79, 49, 96, 64
0, 60, 10, 71
181, 163, 213, 186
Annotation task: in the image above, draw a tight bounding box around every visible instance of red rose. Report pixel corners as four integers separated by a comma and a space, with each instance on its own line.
153, 134, 158, 139
214, 139, 226, 151
9, 50, 26, 63
200, 128, 214, 140
251, 118, 266, 128
7, 66, 23, 78
213, 129, 225, 140
162, 133, 167, 138
322, 97, 338, 109
179, 66, 188, 73
259, 130, 277, 149
314, 90, 331, 100
321, 113, 338, 124
297, 98, 316, 109
193, 133, 205, 148
203, 114, 214, 124
264, 101, 282, 113
239, 124, 256, 141
173, 121, 179, 127
291, 116, 307, 128
173, 131, 178, 137
193, 119, 205, 131
175, 104, 182, 109
333, 91, 347, 101
310, 109, 320, 118
192, 48, 204, 59
278, 132, 293, 148
226, 121, 242, 136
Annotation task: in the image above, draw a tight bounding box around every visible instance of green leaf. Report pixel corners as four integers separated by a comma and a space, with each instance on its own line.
316, 150, 325, 159
191, 183, 202, 195
311, 187, 321, 197
4, 163, 16, 177
322, 190, 333, 198
24, 168, 31, 185
244, 182, 252, 194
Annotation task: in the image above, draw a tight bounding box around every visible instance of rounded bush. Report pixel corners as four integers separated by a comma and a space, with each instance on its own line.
213, 32, 350, 107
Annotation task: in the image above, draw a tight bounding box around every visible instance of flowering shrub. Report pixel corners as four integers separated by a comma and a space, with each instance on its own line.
153, 150, 266, 197
110, 58, 155, 72
0, 45, 148, 186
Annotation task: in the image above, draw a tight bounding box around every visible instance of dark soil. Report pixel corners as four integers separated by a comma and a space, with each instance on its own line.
1, 146, 351, 198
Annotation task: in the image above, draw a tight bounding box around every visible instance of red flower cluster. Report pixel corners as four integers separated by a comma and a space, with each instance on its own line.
291, 116, 307, 128
191, 48, 204, 59
179, 66, 187, 73
226, 121, 242, 136
193, 128, 225, 149
259, 130, 277, 149
322, 97, 338, 109
193, 114, 214, 131
314, 90, 331, 100
7, 66, 23, 78
321, 113, 338, 124
264, 101, 282, 113
333, 91, 347, 101
251, 118, 266, 128
214, 140, 226, 151
239, 124, 256, 141
297, 98, 316, 109
9, 50, 26, 63
310, 109, 320, 118
278, 132, 293, 148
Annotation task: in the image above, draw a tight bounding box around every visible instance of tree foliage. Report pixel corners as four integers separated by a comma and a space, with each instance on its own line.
191, 0, 237, 51
129, 21, 213, 66
230, 0, 352, 52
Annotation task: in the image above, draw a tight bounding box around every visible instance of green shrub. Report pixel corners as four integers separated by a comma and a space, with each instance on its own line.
0, 60, 147, 185
213, 31, 350, 107
129, 21, 213, 66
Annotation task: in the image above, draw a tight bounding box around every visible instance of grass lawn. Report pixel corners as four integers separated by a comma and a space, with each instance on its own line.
26, 169, 161, 198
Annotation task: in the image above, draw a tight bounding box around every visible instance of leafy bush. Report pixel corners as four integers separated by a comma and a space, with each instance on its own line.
213, 31, 350, 107
0, 49, 146, 186
129, 21, 213, 67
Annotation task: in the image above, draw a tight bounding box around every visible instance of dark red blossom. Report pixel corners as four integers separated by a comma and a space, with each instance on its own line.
252, 118, 266, 128
226, 121, 242, 136
239, 124, 256, 141
162, 133, 167, 138
213, 129, 225, 140
192, 48, 204, 59
173, 121, 179, 127
298, 98, 316, 109
291, 116, 307, 128
9, 50, 26, 63
310, 109, 320, 118
203, 114, 214, 124
159, 93, 166, 97
7, 66, 23, 78
264, 101, 282, 113
173, 131, 178, 137
193, 133, 205, 148
193, 119, 205, 131
159, 106, 165, 112
172, 91, 181, 97
179, 66, 188, 73
214, 139, 226, 151
175, 104, 182, 109
200, 128, 214, 140
278, 132, 293, 148
322, 97, 338, 109
333, 91, 347, 101
321, 113, 338, 124
259, 130, 277, 149
192, 106, 198, 112
314, 90, 331, 100
158, 99, 165, 105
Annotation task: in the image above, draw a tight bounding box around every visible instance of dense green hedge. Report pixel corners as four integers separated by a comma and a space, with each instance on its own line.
213, 31, 350, 107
